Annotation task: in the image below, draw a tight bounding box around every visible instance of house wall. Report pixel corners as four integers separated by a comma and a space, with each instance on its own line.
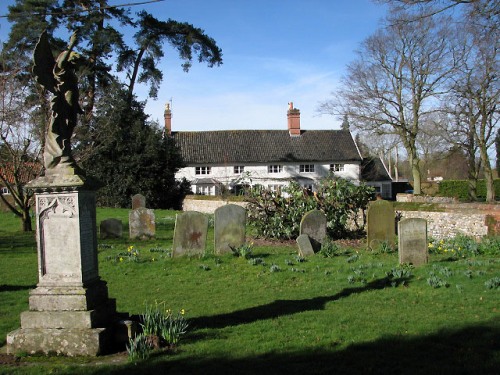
176, 162, 361, 194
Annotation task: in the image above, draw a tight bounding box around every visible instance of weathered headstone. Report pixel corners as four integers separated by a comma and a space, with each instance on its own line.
172, 211, 208, 257
300, 209, 327, 252
296, 234, 315, 256
131, 193, 146, 210
100, 218, 123, 239
214, 204, 246, 254
367, 200, 395, 249
398, 218, 428, 266
129, 208, 155, 239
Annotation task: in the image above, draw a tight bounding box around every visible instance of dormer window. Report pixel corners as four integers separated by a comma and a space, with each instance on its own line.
195, 166, 211, 175
299, 164, 315, 173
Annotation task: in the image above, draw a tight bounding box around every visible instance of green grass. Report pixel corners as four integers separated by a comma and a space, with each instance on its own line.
0, 209, 499, 374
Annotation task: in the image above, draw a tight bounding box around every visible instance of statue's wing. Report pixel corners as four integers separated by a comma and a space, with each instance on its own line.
32, 30, 56, 93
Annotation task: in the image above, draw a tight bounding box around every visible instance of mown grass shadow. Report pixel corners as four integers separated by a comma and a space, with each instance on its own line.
92, 320, 499, 375
190, 276, 411, 330
0, 233, 36, 254
0, 284, 36, 292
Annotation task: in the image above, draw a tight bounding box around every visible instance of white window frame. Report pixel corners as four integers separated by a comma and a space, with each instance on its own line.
1, 187, 10, 195
330, 163, 344, 172
268, 184, 282, 193
234, 165, 245, 174
299, 164, 315, 173
196, 185, 211, 195
268, 165, 283, 173
195, 166, 211, 175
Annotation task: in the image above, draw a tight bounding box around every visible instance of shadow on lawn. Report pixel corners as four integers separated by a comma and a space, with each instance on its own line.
0, 284, 36, 292
0, 233, 36, 254
94, 321, 499, 375
190, 276, 411, 330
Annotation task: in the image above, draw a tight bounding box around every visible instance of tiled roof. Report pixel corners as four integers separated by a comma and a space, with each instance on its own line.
173, 130, 362, 165
361, 157, 392, 181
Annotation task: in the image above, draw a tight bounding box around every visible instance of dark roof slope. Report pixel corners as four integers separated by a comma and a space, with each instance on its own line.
361, 157, 392, 181
173, 130, 362, 165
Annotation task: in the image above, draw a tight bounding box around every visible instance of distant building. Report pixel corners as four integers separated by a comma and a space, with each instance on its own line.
167, 103, 384, 196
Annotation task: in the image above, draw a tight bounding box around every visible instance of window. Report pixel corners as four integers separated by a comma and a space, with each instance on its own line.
330, 163, 344, 172
196, 186, 211, 195
299, 164, 315, 173
195, 166, 211, 175
268, 184, 282, 193
1, 187, 10, 195
268, 165, 283, 173
302, 184, 314, 191
234, 165, 245, 174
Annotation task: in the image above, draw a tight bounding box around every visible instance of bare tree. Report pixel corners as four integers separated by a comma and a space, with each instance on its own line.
319, 8, 457, 194
0, 54, 43, 231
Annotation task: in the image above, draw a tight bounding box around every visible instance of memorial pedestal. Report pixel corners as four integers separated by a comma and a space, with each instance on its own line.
7, 176, 124, 356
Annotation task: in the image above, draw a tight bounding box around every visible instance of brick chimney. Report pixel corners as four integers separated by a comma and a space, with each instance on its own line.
287, 102, 301, 136
164, 102, 172, 136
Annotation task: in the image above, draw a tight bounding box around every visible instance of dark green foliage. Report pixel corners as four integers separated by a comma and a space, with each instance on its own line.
79, 88, 190, 209
438, 179, 500, 201
245, 178, 374, 240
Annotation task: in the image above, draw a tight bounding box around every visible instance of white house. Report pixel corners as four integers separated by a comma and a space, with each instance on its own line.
167, 103, 368, 195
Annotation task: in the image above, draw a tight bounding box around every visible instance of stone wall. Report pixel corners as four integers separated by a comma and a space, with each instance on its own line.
399, 210, 492, 239
183, 197, 498, 238
182, 197, 247, 214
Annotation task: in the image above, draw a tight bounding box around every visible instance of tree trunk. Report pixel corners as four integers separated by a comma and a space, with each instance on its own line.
22, 206, 32, 232
408, 152, 422, 195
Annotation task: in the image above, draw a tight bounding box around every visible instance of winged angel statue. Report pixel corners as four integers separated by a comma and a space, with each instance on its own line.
33, 30, 83, 174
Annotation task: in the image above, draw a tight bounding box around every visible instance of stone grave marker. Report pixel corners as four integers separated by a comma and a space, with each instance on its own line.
296, 234, 315, 256
129, 207, 155, 239
214, 204, 246, 254
299, 209, 327, 252
172, 211, 208, 257
131, 193, 146, 210
398, 218, 428, 266
367, 200, 395, 249
100, 218, 123, 239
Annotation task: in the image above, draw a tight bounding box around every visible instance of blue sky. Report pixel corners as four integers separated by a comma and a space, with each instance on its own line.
0, 0, 388, 131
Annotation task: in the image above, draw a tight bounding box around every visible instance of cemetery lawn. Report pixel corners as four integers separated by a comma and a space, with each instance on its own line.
0, 209, 499, 374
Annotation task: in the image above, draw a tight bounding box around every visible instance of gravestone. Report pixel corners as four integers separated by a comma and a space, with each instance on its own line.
172, 211, 208, 257
131, 194, 146, 210
100, 218, 123, 239
367, 200, 395, 249
398, 218, 428, 266
296, 234, 315, 256
129, 208, 155, 239
214, 204, 246, 254
299, 209, 327, 252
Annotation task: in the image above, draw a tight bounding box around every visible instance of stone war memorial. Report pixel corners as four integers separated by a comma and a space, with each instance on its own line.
172, 211, 209, 257
299, 209, 327, 253
367, 199, 395, 249
214, 204, 246, 254
398, 218, 428, 266
7, 31, 124, 356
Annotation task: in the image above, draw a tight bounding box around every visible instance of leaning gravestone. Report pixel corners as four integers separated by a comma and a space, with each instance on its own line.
100, 218, 123, 239
131, 193, 146, 210
129, 208, 155, 239
398, 218, 428, 266
297, 234, 315, 256
367, 200, 395, 249
214, 204, 246, 254
172, 211, 208, 257
299, 209, 327, 252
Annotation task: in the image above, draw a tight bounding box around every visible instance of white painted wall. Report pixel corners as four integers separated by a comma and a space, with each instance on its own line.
176, 162, 361, 195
